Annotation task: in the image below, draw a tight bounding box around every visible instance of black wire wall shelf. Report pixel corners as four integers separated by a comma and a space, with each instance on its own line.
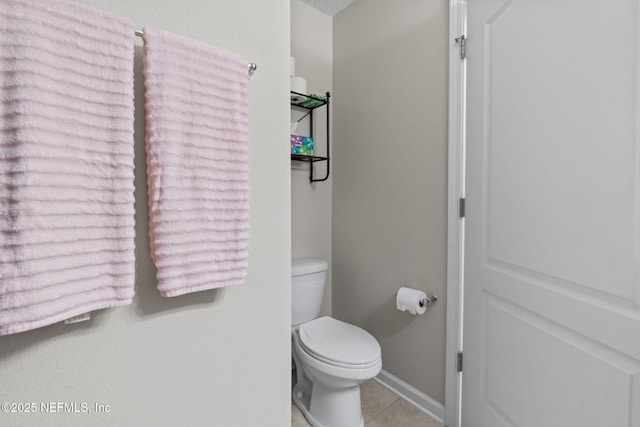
291, 91, 330, 183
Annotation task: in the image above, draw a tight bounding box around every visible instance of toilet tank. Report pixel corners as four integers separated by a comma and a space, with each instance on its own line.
291, 258, 328, 326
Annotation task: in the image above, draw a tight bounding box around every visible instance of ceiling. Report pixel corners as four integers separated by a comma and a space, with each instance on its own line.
299, 0, 355, 16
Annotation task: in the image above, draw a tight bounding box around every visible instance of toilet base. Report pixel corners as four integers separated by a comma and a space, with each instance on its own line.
292, 382, 364, 427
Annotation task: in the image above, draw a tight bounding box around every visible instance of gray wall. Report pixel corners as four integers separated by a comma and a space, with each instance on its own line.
333, 0, 449, 404
0, 1, 291, 426
291, 0, 333, 316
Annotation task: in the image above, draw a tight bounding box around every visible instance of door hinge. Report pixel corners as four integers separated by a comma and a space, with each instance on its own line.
456, 351, 463, 372
455, 35, 467, 60
459, 197, 466, 218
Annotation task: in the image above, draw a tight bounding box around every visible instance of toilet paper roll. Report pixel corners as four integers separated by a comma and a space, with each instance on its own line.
290, 56, 296, 77
290, 76, 307, 95
396, 287, 427, 315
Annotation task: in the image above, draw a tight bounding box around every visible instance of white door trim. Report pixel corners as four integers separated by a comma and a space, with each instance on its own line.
444, 1, 466, 426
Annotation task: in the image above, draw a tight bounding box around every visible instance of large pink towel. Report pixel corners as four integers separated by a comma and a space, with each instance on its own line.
142, 27, 249, 297
0, 0, 136, 335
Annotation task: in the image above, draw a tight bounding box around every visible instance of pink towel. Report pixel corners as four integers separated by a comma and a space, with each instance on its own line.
0, 0, 136, 335
142, 27, 249, 297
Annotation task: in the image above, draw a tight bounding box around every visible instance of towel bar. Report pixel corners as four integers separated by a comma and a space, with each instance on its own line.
135, 29, 257, 77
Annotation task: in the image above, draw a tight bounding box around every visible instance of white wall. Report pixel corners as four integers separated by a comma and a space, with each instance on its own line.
333, 0, 449, 404
291, 0, 333, 316
0, 1, 291, 426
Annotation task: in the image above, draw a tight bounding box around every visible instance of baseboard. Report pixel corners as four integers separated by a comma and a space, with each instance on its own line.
374, 369, 445, 424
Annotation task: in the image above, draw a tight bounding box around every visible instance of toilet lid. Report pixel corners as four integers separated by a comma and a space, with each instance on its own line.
298, 317, 381, 367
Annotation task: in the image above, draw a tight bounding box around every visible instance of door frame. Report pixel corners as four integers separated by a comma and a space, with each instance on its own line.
444, 1, 466, 426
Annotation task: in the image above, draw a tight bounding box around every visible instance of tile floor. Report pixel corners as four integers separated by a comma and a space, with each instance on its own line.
291, 379, 443, 427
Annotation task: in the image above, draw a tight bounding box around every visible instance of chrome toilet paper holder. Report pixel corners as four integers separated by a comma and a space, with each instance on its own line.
419, 294, 438, 308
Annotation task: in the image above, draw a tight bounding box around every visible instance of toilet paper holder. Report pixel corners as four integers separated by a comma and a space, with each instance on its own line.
419, 294, 438, 307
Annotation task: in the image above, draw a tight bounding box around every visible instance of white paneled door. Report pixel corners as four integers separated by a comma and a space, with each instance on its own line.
462, 0, 640, 426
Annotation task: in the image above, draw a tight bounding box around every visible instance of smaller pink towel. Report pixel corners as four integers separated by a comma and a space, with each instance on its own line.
0, 0, 136, 335
142, 27, 250, 297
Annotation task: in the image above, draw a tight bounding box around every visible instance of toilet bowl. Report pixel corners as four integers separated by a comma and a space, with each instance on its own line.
292, 317, 382, 427
291, 259, 382, 427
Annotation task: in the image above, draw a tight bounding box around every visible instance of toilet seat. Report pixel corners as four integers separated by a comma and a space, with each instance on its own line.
298, 316, 381, 369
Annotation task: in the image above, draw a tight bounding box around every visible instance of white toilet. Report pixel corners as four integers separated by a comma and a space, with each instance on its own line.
291, 258, 382, 427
